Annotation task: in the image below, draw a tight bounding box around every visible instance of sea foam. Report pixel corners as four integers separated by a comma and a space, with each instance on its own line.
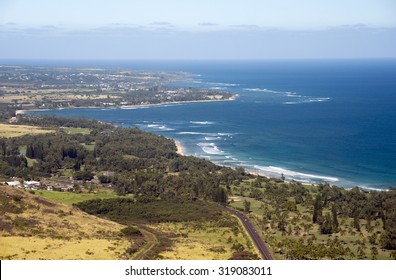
252, 165, 339, 182
197, 142, 225, 155
190, 121, 214, 125
147, 124, 174, 131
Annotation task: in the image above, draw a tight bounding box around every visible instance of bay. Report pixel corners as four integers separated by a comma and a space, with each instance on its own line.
27, 59, 396, 189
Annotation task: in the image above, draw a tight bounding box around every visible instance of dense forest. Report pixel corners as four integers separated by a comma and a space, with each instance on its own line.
1, 114, 246, 202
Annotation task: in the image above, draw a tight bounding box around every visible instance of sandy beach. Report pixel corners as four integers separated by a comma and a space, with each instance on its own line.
175, 140, 186, 156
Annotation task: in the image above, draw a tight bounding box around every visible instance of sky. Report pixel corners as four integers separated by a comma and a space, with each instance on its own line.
0, 0, 395, 59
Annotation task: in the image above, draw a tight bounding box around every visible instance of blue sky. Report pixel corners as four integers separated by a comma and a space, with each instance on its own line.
0, 0, 395, 59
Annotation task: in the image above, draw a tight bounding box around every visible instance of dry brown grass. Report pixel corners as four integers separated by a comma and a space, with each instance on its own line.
0, 185, 134, 260
0, 124, 55, 138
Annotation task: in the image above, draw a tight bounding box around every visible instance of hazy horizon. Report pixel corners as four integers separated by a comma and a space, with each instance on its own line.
1, 0, 395, 60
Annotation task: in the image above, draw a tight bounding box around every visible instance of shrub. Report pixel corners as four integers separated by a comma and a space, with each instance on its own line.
121, 226, 142, 237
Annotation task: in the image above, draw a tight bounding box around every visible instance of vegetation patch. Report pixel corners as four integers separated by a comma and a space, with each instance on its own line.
0, 186, 138, 260
151, 218, 258, 260
0, 237, 130, 260
75, 198, 224, 223
0, 124, 54, 138
230, 178, 396, 260
36, 190, 133, 205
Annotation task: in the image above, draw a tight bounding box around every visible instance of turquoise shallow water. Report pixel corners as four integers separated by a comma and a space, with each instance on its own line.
23, 59, 396, 189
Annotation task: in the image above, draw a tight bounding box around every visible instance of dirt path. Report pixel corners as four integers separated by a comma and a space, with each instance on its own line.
132, 228, 158, 260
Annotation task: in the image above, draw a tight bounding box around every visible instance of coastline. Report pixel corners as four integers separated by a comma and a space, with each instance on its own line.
15, 95, 238, 115
171, 138, 388, 191
16, 95, 390, 191
175, 140, 186, 156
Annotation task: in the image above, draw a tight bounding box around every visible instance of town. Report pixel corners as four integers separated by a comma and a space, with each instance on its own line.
0, 65, 234, 111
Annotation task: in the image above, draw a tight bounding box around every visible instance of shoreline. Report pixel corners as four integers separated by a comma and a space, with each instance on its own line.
15, 96, 389, 192
15, 95, 238, 116
175, 140, 186, 156
171, 139, 389, 192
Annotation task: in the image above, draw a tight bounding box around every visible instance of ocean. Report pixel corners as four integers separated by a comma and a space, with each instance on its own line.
13, 59, 396, 189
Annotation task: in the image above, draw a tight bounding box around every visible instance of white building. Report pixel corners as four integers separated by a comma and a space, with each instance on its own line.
23, 180, 41, 189
6, 181, 22, 187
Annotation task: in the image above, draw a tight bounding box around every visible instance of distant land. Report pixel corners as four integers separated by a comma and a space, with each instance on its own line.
0, 65, 235, 113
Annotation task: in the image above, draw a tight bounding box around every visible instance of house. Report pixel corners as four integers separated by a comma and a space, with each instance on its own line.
9, 117, 18, 123
6, 181, 22, 187
23, 180, 41, 189
59, 184, 74, 192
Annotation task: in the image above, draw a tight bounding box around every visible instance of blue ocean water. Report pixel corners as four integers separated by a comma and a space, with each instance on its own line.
17, 59, 396, 189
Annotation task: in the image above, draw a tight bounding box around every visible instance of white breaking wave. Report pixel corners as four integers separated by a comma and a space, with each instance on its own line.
252, 165, 339, 182
244, 88, 297, 95
355, 186, 389, 192
190, 121, 214, 125
283, 97, 330, 105
207, 82, 239, 87
147, 124, 174, 131
205, 136, 221, 141
177, 131, 233, 137
191, 81, 238, 87
177, 132, 213, 135
244, 87, 330, 105
197, 142, 225, 155
120, 106, 150, 110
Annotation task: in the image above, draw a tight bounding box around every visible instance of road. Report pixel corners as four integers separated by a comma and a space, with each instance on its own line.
225, 207, 273, 260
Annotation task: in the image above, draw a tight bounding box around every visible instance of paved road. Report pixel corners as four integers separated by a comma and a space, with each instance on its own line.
225, 207, 273, 260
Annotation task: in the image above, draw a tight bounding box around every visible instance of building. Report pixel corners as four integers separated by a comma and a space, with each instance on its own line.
23, 180, 41, 189
6, 181, 22, 187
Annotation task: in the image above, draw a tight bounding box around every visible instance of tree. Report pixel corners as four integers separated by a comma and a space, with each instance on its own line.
212, 187, 228, 204
353, 212, 361, 231
244, 199, 251, 212
313, 194, 323, 224
370, 246, 378, 260
26, 144, 34, 158
320, 213, 333, 234
380, 192, 396, 250
332, 204, 339, 232
357, 246, 366, 259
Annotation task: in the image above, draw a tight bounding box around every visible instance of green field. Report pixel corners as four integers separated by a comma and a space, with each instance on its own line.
36, 190, 133, 205
61, 127, 91, 135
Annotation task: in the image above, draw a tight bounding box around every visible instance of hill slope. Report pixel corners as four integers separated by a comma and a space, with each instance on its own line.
0, 185, 135, 260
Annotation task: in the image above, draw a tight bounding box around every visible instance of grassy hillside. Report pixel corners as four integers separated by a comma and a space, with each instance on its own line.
75, 198, 259, 259
0, 124, 55, 138
36, 190, 133, 205
0, 185, 135, 260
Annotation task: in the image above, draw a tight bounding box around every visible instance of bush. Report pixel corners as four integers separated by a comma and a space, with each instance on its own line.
121, 226, 142, 237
